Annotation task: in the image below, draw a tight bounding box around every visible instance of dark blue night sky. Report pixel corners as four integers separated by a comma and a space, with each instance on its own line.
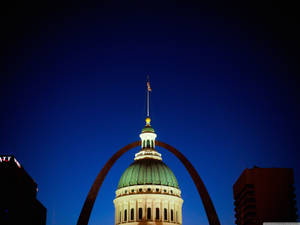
1, 2, 299, 225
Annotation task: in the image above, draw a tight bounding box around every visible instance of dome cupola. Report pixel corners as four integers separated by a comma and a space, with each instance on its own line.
135, 116, 161, 161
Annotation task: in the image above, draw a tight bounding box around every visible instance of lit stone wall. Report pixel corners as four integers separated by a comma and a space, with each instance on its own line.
113, 185, 183, 225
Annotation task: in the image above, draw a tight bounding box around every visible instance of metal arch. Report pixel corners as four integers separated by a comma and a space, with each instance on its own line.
76, 141, 140, 225
156, 140, 221, 225
76, 140, 221, 225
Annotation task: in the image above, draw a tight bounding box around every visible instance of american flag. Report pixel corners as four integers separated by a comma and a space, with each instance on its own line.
147, 81, 152, 92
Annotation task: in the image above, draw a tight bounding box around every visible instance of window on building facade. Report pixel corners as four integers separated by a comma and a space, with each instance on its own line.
119, 212, 121, 223
131, 208, 134, 220
171, 209, 174, 221
156, 208, 160, 220
139, 208, 143, 220
164, 208, 168, 220
124, 209, 127, 221
147, 207, 151, 220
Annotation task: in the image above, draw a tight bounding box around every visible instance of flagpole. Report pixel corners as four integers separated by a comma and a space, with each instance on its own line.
146, 75, 151, 118
147, 86, 150, 117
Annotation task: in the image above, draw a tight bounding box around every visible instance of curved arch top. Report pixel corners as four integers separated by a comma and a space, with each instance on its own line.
76, 140, 221, 225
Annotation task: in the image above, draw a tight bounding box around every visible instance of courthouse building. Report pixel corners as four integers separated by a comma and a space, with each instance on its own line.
113, 116, 183, 225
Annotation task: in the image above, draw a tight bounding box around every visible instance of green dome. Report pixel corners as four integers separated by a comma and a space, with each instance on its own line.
117, 159, 179, 189
142, 125, 155, 133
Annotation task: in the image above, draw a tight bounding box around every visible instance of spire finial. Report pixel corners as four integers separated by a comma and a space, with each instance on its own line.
146, 75, 152, 121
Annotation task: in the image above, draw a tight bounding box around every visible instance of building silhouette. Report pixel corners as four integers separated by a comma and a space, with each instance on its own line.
0, 155, 46, 225
233, 167, 298, 225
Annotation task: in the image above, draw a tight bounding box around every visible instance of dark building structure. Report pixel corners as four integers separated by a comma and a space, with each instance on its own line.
233, 167, 298, 225
0, 155, 46, 225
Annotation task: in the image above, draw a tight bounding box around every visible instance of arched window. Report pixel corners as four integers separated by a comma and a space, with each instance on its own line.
147, 140, 150, 148
131, 208, 134, 220
124, 209, 127, 221
143, 140, 145, 148
119, 211, 121, 223
151, 140, 154, 148
147, 207, 151, 220
171, 209, 174, 221
176, 211, 178, 222
139, 208, 143, 220
155, 208, 160, 220
164, 208, 168, 220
